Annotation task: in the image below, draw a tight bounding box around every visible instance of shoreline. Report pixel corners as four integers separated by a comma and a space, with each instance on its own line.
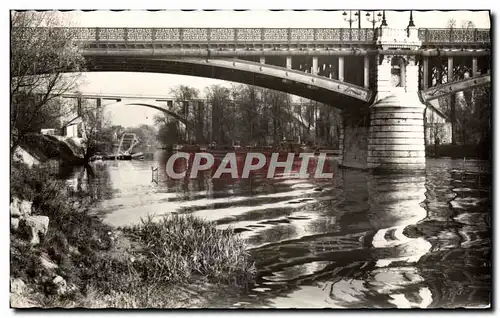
10, 161, 256, 309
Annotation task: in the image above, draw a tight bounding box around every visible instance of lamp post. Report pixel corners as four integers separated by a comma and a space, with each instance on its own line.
381, 10, 388, 27
365, 11, 383, 29
408, 10, 415, 27
342, 10, 361, 29
407, 10, 415, 37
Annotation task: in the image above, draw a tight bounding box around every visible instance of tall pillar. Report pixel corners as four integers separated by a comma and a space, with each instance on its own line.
376, 55, 392, 100
260, 56, 266, 64
96, 98, 103, 132
447, 57, 454, 81
472, 56, 478, 76
448, 57, 456, 145
312, 56, 318, 75
286, 56, 292, 69
406, 56, 420, 93
422, 56, 429, 89
400, 58, 406, 89
338, 114, 344, 164
363, 56, 370, 88
367, 55, 426, 171
338, 56, 344, 82
77, 97, 82, 116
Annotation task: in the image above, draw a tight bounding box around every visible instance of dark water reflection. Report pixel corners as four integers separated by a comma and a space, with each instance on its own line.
61, 153, 491, 308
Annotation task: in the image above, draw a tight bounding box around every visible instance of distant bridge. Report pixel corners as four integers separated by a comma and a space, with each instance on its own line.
61, 91, 316, 132
61, 93, 195, 128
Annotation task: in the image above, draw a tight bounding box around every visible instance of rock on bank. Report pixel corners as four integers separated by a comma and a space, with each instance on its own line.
12, 133, 87, 167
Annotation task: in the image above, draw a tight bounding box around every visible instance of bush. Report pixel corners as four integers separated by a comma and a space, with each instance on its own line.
123, 214, 256, 287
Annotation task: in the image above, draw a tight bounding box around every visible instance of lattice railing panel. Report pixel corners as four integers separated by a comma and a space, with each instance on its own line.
154, 28, 181, 41
98, 28, 125, 41
263, 28, 288, 41
183, 28, 208, 41
290, 28, 314, 41
210, 28, 235, 41
236, 28, 261, 41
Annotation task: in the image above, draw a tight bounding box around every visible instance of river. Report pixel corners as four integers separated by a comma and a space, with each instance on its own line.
61, 151, 491, 309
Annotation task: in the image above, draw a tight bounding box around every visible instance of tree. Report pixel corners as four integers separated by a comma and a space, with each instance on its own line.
446, 18, 456, 29
233, 85, 263, 145
294, 98, 316, 140
155, 114, 182, 147
133, 124, 158, 151
205, 85, 232, 144
79, 99, 112, 158
168, 85, 200, 142
10, 11, 85, 153
264, 89, 291, 144
461, 20, 475, 29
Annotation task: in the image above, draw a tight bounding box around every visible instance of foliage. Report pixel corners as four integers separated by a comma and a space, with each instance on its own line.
435, 86, 491, 148
11, 12, 85, 152
205, 85, 232, 144
125, 124, 158, 151
155, 114, 182, 146
77, 98, 113, 157
10, 162, 113, 295
155, 84, 342, 147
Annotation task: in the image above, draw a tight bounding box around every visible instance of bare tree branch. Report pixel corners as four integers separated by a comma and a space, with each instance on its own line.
10, 11, 85, 152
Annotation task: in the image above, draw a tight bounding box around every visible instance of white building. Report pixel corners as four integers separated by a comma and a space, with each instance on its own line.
62, 116, 86, 139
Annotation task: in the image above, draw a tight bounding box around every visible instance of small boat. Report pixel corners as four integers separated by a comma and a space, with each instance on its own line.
176, 144, 201, 152
100, 154, 132, 160
89, 154, 103, 161
131, 152, 145, 160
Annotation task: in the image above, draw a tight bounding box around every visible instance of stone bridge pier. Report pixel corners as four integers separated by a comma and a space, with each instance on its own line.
341, 26, 429, 171
367, 52, 426, 171
341, 108, 370, 170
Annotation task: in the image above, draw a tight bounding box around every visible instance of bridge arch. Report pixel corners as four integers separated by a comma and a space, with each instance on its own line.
85, 56, 373, 109
106, 100, 193, 129
114, 100, 314, 132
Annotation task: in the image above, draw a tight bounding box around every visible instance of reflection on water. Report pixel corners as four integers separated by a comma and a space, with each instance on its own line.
60, 152, 491, 308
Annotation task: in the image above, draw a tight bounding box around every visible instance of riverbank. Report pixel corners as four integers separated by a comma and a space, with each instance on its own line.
10, 162, 255, 308
13, 133, 87, 167
426, 143, 491, 160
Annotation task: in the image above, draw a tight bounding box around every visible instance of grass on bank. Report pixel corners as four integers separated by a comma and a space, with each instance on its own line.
10, 162, 255, 308
123, 214, 255, 287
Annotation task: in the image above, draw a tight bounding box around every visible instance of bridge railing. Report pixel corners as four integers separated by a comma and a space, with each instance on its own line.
14, 27, 491, 45
418, 28, 490, 44
17, 27, 378, 44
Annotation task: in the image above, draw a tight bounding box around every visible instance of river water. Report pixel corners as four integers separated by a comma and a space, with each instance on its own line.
62, 151, 491, 309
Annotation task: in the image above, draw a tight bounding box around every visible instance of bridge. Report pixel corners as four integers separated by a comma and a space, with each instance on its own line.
61, 92, 195, 128
21, 13, 491, 171
61, 91, 313, 133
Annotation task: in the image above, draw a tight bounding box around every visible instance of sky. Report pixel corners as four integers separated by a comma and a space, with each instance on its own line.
52, 10, 491, 127
60, 10, 491, 28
